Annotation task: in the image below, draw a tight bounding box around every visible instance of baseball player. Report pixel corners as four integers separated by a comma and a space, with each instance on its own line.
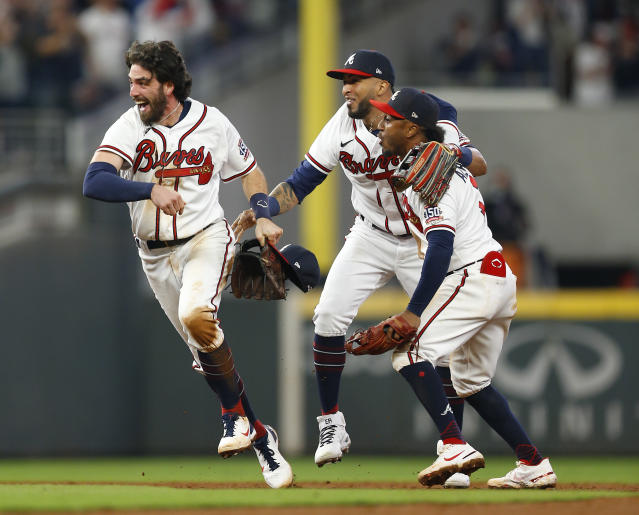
232, 49, 485, 488
82, 40, 292, 489
360, 87, 557, 488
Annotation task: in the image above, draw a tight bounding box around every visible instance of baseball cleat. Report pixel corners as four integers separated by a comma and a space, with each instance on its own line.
314, 411, 351, 467
217, 413, 256, 458
418, 442, 484, 487
252, 425, 293, 488
436, 441, 470, 488
487, 458, 557, 489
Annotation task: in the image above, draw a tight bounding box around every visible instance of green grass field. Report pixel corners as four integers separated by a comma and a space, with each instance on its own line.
0, 455, 637, 512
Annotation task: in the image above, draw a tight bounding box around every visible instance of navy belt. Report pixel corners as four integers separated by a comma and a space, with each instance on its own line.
445, 259, 482, 276
359, 214, 412, 239
142, 223, 214, 250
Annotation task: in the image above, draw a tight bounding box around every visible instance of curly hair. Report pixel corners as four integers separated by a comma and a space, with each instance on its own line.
421, 124, 444, 144
125, 41, 192, 102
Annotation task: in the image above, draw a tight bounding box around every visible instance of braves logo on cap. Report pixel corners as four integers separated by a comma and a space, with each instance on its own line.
346, 53, 356, 65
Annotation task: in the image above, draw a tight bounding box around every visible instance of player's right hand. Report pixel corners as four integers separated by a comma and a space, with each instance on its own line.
151, 184, 186, 215
231, 208, 256, 240
255, 217, 283, 246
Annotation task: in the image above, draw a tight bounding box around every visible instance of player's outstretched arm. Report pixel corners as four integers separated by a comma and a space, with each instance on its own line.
446, 145, 487, 177
467, 148, 487, 177
240, 166, 283, 246
231, 180, 300, 240
83, 150, 186, 214
269, 181, 300, 213
231, 158, 324, 240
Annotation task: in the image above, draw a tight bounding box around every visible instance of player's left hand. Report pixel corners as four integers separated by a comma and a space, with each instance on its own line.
231, 209, 256, 240
345, 310, 420, 356
255, 217, 283, 246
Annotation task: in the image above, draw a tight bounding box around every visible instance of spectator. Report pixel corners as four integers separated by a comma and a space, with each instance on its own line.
440, 12, 481, 84
27, 0, 86, 109
573, 22, 614, 107
505, 0, 550, 85
613, 15, 639, 96
77, 0, 132, 105
484, 18, 516, 86
133, 0, 216, 60
0, 2, 27, 107
483, 166, 530, 287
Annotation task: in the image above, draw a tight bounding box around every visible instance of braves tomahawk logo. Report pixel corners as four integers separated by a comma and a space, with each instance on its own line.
133, 139, 214, 185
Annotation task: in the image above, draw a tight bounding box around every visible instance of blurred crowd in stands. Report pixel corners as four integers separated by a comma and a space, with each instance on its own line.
0, 0, 296, 112
428, 0, 639, 105
0, 0, 637, 113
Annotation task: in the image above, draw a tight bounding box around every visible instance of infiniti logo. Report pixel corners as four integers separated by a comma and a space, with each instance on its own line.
495, 323, 622, 400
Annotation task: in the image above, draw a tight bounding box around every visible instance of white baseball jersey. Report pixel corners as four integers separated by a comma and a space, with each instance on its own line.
98, 98, 256, 241
392, 166, 517, 396
305, 103, 470, 236
403, 168, 502, 271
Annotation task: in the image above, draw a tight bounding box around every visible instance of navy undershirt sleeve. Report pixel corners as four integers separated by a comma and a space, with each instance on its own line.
285, 160, 328, 203
407, 230, 455, 317
83, 161, 154, 202
427, 93, 458, 124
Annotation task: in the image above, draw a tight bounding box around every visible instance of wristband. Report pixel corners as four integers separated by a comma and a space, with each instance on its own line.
459, 146, 473, 167
250, 192, 271, 219
268, 196, 280, 217
446, 144, 472, 168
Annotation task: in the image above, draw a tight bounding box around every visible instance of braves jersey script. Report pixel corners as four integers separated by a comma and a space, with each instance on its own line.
97, 98, 256, 241
305, 102, 471, 236
403, 167, 502, 270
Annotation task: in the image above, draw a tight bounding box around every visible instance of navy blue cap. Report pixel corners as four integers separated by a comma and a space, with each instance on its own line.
369, 87, 439, 128
269, 242, 320, 293
327, 49, 395, 86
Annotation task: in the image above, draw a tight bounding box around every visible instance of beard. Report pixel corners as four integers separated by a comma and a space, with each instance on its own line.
137, 88, 168, 125
347, 97, 372, 119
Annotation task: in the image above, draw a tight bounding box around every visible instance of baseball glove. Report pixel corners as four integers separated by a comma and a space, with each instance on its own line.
345, 313, 418, 356
391, 141, 458, 206
230, 239, 286, 300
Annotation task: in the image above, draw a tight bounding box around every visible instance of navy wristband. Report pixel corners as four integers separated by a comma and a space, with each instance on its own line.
250, 192, 271, 219
459, 146, 473, 167
268, 196, 280, 217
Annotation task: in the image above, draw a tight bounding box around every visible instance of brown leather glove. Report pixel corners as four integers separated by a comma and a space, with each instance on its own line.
230, 239, 286, 300
345, 313, 418, 356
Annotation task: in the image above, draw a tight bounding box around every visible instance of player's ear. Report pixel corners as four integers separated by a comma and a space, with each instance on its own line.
377, 80, 390, 97
163, 81, 175, 97
405, 122, 419, 138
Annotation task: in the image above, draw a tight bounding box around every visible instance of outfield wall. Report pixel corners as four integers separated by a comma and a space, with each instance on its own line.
279, 288, 639, 456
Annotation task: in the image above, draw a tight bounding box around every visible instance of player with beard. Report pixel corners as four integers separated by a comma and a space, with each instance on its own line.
232, 50, 485, 486
82, 40, 293, 489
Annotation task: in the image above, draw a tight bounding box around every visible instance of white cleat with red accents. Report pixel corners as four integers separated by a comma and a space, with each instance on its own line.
217, 413, 256, 458
487, 458, 557, 489
437, 440, 470, 488
418, 442, 485, 487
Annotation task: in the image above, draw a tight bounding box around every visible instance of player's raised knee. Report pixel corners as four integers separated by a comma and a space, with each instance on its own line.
313, 306, 352, 336
181, 307, 224, 352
